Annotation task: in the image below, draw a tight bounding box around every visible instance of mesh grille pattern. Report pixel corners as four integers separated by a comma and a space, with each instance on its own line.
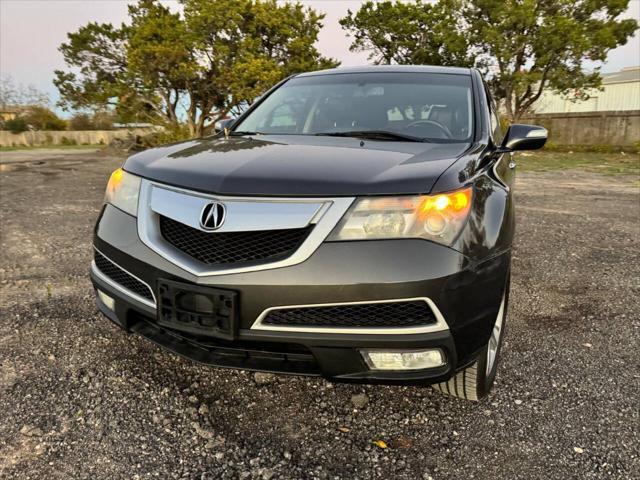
94, 251, 154, 302
159, 216, 313, 266
263, 301, 436, 328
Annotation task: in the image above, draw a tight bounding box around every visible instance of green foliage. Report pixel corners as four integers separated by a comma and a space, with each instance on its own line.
340, 0, 473, 66
68, 113, 94, 130
22, 106, 67, 130
341, 0, 638, 120
4, 117, 29, 133
60, 136, 78, 146
68, 111, 115, 130
137, 123, 191, 149
517, 150, 639, 175
54, 0, 338, 138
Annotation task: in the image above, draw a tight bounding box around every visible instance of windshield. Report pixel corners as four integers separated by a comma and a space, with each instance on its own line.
234, 72, 474, 142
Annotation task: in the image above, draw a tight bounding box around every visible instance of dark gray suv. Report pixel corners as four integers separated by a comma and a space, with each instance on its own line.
90, 65, 546, 400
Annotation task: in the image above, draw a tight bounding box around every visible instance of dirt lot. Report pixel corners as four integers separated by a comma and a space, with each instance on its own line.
1, 149, 638, 479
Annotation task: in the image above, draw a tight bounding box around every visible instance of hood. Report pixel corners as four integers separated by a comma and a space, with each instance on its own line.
123, 134, 472, 197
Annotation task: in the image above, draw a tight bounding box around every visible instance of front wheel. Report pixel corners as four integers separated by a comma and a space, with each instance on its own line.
433, 288, 507, 401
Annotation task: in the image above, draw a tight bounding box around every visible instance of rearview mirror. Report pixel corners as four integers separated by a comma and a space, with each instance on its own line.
499, 124, 547, 152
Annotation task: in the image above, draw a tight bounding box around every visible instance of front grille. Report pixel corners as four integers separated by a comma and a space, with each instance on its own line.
94, 251, 154, 302
159, 216, 313, 266
262, 301, 436, 328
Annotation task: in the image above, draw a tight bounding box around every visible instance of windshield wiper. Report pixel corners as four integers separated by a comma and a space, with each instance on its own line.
228, 130, 262, 136
314, 130, 427, 142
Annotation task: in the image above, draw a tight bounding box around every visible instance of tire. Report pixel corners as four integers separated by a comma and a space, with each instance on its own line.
433, 284, 508, 401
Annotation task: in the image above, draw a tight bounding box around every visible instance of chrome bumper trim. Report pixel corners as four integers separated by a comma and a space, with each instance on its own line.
92, 248, 157, 309
250, 297, 450, 335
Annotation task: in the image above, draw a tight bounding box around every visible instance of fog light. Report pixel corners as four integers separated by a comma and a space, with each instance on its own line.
360, 349, 445, 371
97, 289, 115, 311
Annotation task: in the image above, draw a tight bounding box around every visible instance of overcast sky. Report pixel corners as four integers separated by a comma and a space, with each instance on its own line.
1, 0, 638, 109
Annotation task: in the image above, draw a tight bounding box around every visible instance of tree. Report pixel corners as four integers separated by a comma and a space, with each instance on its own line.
3, 118, 29, 134
340, 0, 473, 66
341, 0, 638, 121
0, 76, 50, 109
54, 0, 338, 137
68, 113, 94, 130
22, 106, 67, 131
68, 111, 115, 130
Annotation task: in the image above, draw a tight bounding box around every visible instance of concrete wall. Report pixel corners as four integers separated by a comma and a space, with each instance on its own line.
0, 128, 157, 147
519, 110, 640, 146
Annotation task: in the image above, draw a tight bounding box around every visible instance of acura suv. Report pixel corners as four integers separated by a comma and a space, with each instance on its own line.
90, 66, 546, 401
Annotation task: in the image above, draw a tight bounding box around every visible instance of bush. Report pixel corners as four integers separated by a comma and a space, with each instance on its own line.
60, 136, 78, 146
68, 111, 115, 131
4, 117, 29, 133
68, 113, 94, 131
91, 111, 115, 130
22, 106, 66, 131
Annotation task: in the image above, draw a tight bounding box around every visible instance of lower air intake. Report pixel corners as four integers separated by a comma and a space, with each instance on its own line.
94, 251, 154, 302
262, 301, 436, 328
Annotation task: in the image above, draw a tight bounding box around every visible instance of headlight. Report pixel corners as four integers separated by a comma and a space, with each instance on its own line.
105, 168, 141, 217
328, 187, 472, 245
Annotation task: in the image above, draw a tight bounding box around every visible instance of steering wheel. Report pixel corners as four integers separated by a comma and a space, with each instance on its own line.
405, 120, 453, 139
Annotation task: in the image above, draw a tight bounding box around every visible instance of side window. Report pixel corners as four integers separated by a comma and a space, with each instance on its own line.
485, 85, 504, 144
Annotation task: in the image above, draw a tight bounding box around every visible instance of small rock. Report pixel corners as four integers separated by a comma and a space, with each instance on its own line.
514, 399, 523, 405
20, 425, 43, 437
188, 395, 199, 404
351, 393, 369, 409
574, 447, 584, 454
254, 372, 276, 386
192, 422, 214, 439
261, 469, 275, 480
198, 404, 209, 415
283, 451, 292, 460
186, 407, 198, 417
208, 436, 225, 448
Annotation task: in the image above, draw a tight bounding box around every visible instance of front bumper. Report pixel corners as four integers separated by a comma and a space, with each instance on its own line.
91, 204, 509, 385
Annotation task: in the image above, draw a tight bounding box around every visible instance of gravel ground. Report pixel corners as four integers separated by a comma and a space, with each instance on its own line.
0, 150, 639, 479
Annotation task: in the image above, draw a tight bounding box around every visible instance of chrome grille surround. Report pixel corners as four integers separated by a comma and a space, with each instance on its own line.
137, 179, 355, 277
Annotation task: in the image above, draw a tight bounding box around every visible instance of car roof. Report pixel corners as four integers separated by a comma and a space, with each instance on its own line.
296, 64, 472, 77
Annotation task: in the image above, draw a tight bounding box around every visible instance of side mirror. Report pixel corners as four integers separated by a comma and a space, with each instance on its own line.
499, 124, 547, 152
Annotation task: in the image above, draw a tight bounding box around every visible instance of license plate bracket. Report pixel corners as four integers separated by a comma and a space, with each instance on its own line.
157, 279, 238, 340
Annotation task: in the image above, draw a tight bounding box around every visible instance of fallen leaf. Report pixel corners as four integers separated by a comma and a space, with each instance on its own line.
373, 440, 388, 449
338, 427, 350, 433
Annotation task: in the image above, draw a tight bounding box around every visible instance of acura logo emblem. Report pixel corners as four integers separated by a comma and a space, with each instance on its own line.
200, 202, 226, 231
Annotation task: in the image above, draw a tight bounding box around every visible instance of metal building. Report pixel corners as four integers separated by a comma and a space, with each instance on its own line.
534, 66, 640, 113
